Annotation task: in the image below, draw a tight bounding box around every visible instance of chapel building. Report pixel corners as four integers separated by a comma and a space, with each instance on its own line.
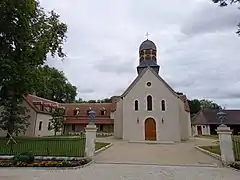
114, 39, 191, 142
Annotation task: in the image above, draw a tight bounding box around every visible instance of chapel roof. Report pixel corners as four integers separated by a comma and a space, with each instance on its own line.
120, 67, 190, 112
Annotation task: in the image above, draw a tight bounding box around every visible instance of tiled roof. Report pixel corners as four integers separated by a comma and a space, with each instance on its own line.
63, 103, 116, 116
64, 118, 113, 125
62, 103, 116, 125
24, 94, 116, 125
178, 94, 190, 112
192, 109, 240, 125
24, 94, 63, 114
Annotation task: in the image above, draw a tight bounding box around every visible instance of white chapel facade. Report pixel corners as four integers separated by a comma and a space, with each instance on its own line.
114, 39, 192, 142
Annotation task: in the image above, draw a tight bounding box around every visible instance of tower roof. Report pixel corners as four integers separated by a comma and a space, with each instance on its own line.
139, 39, 157, 51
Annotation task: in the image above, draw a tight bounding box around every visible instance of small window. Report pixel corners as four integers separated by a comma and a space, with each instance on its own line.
38, 121, 43, 131
134, 100, 139, 111
72, 124, 76, 132
48, 122, 51, 130
41, 105, 44, 111
161, 100, 166, 111
147, 95, 153, 111
203, 126, 206, 128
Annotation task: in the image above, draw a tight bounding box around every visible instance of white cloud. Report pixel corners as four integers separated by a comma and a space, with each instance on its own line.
40, 0, 240, 108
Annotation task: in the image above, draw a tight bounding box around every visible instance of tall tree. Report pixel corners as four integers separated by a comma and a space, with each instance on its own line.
49, 108, 65, 136
0, 0, 67, 136
34, 65, 77, 103
188, 99, 201, 116
213, 0, 240, 35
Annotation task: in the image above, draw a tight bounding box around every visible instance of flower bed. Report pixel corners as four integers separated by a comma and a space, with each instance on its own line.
0, 155, 91, 167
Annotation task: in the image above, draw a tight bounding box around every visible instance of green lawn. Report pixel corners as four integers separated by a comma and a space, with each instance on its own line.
201, 145, 221, 155
200, 135, 219, 139
0, 137, 109, 157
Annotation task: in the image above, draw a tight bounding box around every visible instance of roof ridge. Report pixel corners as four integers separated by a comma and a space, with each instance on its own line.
28, 94, 59, 104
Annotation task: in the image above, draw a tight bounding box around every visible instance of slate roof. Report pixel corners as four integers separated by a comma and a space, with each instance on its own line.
120, 67, 190, 112
192, 109, 240, 125
139, 39, 157, 51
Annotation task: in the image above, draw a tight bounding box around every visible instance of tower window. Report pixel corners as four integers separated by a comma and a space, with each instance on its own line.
147, 95, 153, 111
134, 100, 139, 111
161, 100, 166, 111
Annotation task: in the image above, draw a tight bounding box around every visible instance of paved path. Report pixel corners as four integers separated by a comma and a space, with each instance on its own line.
94, 137, 222, 166
0, 163, 239, 180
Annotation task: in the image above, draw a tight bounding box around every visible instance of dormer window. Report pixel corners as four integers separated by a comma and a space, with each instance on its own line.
40, 105, 44, 111
100, 107, 106, 115
73, 108, 80, 115
86, 109, 91, 115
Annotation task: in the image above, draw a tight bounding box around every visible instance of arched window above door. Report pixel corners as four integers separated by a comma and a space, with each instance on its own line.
147, 95, 153, 111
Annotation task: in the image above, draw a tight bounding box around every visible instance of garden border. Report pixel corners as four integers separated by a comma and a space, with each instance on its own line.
95, 143, 113, 155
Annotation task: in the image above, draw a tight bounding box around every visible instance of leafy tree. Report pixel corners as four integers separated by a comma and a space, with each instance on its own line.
188, 99, 201, 116
199, 99, 221, 109
49, 108, 65, 136
34, 65, 77, 103
213, 0, 240, 35
188, 99, 221, 117
0, 0, 67, 136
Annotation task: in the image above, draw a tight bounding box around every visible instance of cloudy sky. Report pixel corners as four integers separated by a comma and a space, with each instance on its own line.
40, 0, 240, 108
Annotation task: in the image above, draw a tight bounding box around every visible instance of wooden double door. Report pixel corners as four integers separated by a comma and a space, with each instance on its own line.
145, 118, 156, 141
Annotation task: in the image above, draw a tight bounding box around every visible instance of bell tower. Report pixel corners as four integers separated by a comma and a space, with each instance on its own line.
137, 37, 160, 75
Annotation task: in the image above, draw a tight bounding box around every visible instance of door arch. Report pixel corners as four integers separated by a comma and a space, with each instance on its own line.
145, 118, 156, 141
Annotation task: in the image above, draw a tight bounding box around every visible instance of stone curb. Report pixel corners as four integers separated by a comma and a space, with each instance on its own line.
128, 141, 174, 144
194, 146, 222, 161
94, 161, 219, 167
94, 143, 113, 155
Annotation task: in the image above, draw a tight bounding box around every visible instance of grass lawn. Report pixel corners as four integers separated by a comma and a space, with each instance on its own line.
201, 145, 221, 155
0, 137, 109, 157
198, 135, 219, 139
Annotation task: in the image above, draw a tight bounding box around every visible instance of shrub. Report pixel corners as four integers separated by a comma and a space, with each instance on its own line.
13, 152, 35, 164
